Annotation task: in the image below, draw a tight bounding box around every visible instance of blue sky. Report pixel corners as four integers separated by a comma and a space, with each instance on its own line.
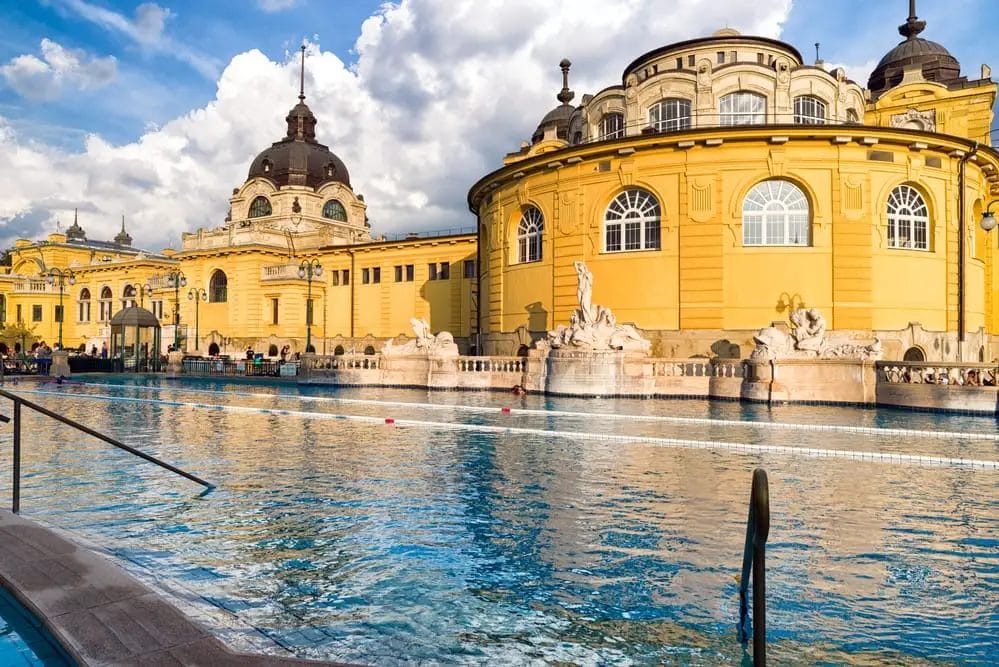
0, 0, 996, 249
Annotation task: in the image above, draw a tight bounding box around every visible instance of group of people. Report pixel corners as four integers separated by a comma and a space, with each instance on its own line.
902, 367, 995, 386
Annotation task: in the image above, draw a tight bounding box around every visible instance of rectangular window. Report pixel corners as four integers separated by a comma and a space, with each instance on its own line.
730, 51, 737, 63
599, 113, 625, 140
717, 51, 725, 64
463, 259, 476, 278
675, 57, 683, 69
271, 298, 279, 324
16, 305, 22, 323
757, 52, 765, 64
342, 269, 349, 285
32, 305, 42, 322
406, 264, 414, 281
439, 262, 450, 280
688, 54, 695, 66
394, 265, 403, 282
373, 267, 381, 283
428, 263, 438, 280
331, 271, 340, 286
362, 268, 370, 284
54, 305, 63, 323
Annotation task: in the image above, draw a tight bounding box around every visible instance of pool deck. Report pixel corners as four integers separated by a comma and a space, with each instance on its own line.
0, 509, 349, 666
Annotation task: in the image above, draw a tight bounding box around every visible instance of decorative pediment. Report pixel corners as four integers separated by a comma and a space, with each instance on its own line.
890, 108, 936, 132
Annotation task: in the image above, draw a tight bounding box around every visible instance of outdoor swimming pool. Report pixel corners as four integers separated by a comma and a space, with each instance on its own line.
0, 376, 995, 665
0, 587, 71, 666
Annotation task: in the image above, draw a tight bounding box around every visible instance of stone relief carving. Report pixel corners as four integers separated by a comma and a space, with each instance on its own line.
541, 261, 652, 353
382, 317, 459, 357
750, 308, 882, 361
890, 108, 936, 132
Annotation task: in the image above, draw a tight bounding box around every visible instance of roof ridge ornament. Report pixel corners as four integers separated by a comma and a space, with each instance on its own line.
899, 0, 926, 40
556, 58, 574, 105
299, 44, 306, 102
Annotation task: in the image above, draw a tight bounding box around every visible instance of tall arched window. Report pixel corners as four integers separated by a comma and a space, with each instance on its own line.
209, 270, 228, 303
122, 284, 136, 309
78, 288, 91, 322
886, 185, 929, 250
742, 180, 810, 246
322, 199, 347, 221
720, 92, 766, 125
248, 196, 272, 218
517, 207, 544, 263
649, 99, 691, 132
599, 112, 625, 139
604, 189, 662, 252
793, 96, 826, 124
99, 286, 113, 321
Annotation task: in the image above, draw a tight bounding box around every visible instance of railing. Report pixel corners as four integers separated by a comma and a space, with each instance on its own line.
650, 358, 745, 378
738, 468, 770, 665
0, 388, 213, 513
456, 356, 525, 373
182, 357, 291, 377
12, 281, 53, 294
2, 357, 40, 376
877, 361, 998, 387
378, 227, 476, 242
260, 264, 304, 281
308, 354, 381, 371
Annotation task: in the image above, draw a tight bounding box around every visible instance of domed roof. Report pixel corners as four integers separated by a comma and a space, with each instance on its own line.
868, 4, 961, 99
531, 59, 576, 144
246, 47, 351, 189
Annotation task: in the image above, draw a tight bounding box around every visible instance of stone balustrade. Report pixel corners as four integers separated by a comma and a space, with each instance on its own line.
877, 361, 998, 386
307, 354, 381, 371
649, 358, 744, 378
455, 356, 525, 373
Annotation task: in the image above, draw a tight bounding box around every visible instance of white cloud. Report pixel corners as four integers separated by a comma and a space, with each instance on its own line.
257, 0, 299, 12
0, 0, 793, 249
1, 39, 117, 100
825, 60, 878, 87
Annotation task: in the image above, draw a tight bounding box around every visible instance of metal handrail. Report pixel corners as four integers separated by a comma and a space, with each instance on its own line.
0, 388, 214, 513
738, 468, 770, 665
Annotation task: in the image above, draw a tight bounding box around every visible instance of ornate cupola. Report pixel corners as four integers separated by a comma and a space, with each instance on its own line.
531, 59, 576, 144
65, 208, 86, 242
245, 45, 351, 189
114, 215, 132, 246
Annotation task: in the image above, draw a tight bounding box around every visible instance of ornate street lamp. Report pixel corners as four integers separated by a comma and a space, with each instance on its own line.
298, 259, 322, 353
165, 269, 186, 350
979, 200, 999, 234
127, 282, 153, 309
44, 267, 76, 348
187, 288, 207, 351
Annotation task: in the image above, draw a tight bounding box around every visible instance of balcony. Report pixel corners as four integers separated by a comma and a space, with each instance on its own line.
261, 264, 307, 282
12, 281, 54, 294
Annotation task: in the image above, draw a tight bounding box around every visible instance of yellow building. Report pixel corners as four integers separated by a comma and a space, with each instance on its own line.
3, 8, 998, 363
469, 12, 999, 362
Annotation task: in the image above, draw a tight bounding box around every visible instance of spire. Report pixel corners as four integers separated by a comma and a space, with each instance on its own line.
298, 44, 306, 102
66, 207, 86, 242
114, 214, 132, 246
285, 44, 317, 142
899, 0, 926, 39
556, 58, 574, 105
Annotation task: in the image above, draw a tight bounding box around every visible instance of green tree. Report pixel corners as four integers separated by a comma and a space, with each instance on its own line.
0, 321, 39, 356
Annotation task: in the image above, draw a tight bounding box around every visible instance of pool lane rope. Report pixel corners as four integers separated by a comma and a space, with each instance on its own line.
13, 388, 999, 470
70, 380, 999, 443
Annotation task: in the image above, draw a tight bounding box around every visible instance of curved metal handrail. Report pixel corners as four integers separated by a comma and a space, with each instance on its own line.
738, 468, 770, 664
0, 388, 214, 513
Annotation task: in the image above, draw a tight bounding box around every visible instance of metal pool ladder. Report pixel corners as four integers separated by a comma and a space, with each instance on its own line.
0, 388, 215, 513
738, 468, 770, 665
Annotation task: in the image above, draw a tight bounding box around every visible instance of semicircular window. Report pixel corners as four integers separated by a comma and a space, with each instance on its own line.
604, 189, 662, 252
742, 180, 810, 246
248, 196, 272, 218
322, 199, 348, 221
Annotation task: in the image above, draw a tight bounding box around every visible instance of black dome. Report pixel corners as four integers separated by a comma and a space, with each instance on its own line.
868, 7, 962, 99
531, 104, 574, 144
247, 98, 351, 189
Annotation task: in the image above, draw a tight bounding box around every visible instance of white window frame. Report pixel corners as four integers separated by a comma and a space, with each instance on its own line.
886, 185, 929, 250
742, 180, 810, 246
517, 207, 544, 263
598, 113, 625, 140
720, 92, 766, 126
793, 96, 826, 125
604, 189, 662, 252
649, 99, 691, 132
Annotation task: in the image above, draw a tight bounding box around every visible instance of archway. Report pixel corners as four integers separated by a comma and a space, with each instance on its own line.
902, 346, 925, 362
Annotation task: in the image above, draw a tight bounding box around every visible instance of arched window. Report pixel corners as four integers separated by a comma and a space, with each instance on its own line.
903, 346, 925, 362
793, 96, 826, 124
604, 189, 662, 252
334, 345, 345, 356
99, 286, 113, 321
248, 196, 272, 218
209, 270, 228, 303
517, 207, 544, 263
363, 345, 376, 355
649, 99, 691, 132
122, 284, 136, 309
208, 342, 220, 357
268, 344, 279, 357
599, 112, 625, 140
78, 288, 91, 322
846, 109, 860, 124
720, 92, 766, 125
322, 199, 347, 221
886, 185, 929, 250
742, 180, 810, 246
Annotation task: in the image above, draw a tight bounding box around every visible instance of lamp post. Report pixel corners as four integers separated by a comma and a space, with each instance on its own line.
979, 201, 999, 235
187, 288, 207, 351
166, 269, 186, 350
128, 282, 153, 309
44, 267, 75, 349
298, 259, 322, 353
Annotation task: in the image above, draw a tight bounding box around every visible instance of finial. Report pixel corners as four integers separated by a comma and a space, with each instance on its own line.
74, 208, 78, 225
299, 44, 306, 102
814, 42, 821, 64
556, 58, 574, 105
898, 0, 925, 39
121, 214, 126, 232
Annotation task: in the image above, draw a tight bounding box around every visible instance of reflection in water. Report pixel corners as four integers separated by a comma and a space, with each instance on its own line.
0, 377, 994, 665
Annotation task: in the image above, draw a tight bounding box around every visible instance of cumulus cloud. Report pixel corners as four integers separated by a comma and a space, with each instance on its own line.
1, 39, 117, 100
0, 0, 792, 250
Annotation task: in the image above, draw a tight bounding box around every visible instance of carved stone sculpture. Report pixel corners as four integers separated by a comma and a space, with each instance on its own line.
543, 261, 651, 353
382, 317, 459, 357
750, 307, 881, 361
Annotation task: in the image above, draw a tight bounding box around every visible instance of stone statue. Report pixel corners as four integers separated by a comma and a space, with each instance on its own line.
382, 317, 459, 357
543, 261, 651, 354
750, 307, 881, 361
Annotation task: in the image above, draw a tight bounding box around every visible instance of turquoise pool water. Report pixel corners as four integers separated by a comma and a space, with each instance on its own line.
0, 587, 72, 666
0, 376, 996, 665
